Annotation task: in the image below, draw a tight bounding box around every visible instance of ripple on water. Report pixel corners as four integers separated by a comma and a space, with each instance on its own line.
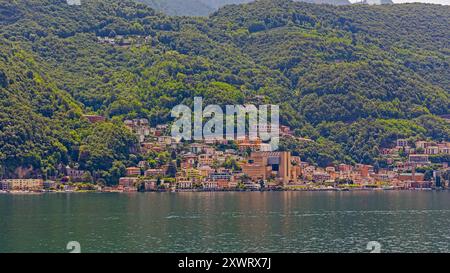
3, 192, 450, 252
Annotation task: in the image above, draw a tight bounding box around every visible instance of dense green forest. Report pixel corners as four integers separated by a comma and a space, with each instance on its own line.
0, 0, 448, 182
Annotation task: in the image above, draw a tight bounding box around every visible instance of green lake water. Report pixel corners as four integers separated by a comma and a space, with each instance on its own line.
1, 191, 450, 253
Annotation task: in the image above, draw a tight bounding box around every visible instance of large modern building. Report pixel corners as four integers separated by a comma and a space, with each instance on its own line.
242, 151, 294, 183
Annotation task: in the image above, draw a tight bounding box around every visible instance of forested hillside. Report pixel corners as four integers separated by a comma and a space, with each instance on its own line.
0, 0, 448, 182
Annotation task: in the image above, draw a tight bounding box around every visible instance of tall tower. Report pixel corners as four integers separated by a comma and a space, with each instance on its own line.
279, 152, 291, 183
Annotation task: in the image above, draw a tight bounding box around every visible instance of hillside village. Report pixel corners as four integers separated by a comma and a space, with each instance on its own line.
0, 0, 449, 194
2, 115, 449, 193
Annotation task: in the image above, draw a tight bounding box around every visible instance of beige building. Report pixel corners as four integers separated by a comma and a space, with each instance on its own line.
1, 179, 44, 191
176, 176, 193, 189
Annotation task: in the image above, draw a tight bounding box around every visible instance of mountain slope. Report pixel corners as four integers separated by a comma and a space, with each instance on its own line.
0, 0, 448, 176
0, 38, 81, 177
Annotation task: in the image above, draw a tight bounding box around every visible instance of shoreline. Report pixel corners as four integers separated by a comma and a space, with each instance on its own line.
0, 188, 443, 195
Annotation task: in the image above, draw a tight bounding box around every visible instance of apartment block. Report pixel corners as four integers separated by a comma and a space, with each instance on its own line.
0, 179, 44, 191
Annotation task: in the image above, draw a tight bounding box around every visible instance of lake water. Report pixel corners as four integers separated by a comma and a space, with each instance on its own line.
1, 191, 450, 253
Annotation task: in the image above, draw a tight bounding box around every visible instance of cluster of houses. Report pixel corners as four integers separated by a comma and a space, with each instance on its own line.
96, 35, 153, 48
382, 139, 450, 157
111, 119, 450, 192
1, 118, 449, 193
381, 139, 449, 168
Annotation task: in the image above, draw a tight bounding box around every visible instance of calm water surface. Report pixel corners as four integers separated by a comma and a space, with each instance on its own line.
1, 191, 450, 253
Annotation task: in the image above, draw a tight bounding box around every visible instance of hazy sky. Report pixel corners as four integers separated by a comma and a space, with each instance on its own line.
350, 0, 449, 4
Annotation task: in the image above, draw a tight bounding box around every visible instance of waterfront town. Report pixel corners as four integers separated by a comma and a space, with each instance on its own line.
1, 116, 449, 193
